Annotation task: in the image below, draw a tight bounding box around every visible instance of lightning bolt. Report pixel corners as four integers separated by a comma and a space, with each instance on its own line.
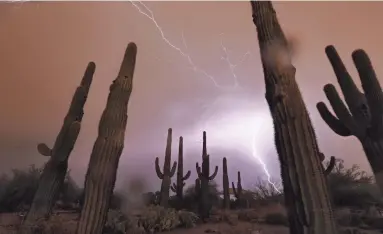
130, 1, 281, 193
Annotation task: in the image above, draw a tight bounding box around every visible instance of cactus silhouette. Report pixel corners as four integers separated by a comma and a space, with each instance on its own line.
196, 131, 218, 221
232, 171, 243, 201
170, 136, 191, 200
194, 178, 201, 201
155, 128, 177, 207
319, 152, 335, 176
222, 157, 230, 210
76, 43, 137, 234
317, 45, 383, 192
20, 62, 95, 233
250, 1, 337, 233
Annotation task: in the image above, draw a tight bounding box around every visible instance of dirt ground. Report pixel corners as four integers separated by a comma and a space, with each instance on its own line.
1, 208, 383, 234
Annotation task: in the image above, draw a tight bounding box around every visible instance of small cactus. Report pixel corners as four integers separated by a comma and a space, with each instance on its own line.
155, 128, 177, 207
232, 171, 243, 207
319, 152, 335, 176
222, 157, 230, 210
170, 136, 191, 200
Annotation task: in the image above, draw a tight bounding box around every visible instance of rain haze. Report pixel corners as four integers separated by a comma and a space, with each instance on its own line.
1, 1, 383, 192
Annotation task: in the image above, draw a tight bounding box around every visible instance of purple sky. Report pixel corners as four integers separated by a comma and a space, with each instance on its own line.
1, 1, 383, 192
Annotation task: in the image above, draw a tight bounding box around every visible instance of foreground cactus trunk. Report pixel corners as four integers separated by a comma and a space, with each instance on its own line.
155, 128, 177, 207
196, 131, 218, 221
20, 62, 95, 233
170, 136, 191, 200
222, 157, 230, 210
76, 43, 137, 234
317, 46, 383, 193
250, 1, 337, 233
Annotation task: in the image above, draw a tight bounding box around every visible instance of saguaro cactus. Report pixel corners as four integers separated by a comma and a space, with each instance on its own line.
232, 171, 243, 202
76, 43, 137, 234
222, 157, 230, 210
155, 128, 177, 207
170, 136, 191, 200
20, 62, 95, 232
250, 2, 337, 233
196, 131, 218, 221
317, 45, 383, 192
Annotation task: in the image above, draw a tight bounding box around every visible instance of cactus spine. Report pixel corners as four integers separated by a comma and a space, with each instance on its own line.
75, 43, 137, 234
196, 131, 218, 221
222, 157, 230, 210
250, 2, 337, 233
170, 136, 191, 200
155, 128, 177, 207
317, 46, 383, 193
20, 62, 95, 232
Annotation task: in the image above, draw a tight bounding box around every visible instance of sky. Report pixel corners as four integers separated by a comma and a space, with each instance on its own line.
1, 1, 383, 192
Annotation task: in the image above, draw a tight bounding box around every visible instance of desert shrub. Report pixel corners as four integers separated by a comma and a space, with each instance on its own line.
136, 206, 198, 232
179, 181, 220, 211
264, 212, 288, 226
0, 164, 82, 213
326, 159, 381, 208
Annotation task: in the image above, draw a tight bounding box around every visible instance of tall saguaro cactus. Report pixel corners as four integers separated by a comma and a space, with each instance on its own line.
317, 45, 383, 192
222, 157, 230, 210
21, 62, 95, 232
250, 2, 337, 233
171, 136, 191, 200
76, 43, 137, 234
155, 128, 177, 207
196, 131, 218, 221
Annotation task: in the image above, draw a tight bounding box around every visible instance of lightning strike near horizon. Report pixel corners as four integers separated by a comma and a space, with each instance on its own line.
130, 1, 281, 193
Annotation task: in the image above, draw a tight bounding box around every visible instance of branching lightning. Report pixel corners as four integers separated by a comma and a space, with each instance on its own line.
130, 1, 281, 193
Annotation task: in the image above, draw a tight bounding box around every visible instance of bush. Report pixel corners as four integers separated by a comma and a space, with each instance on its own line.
326, 159, 381, 208
264, 212, 288, 226
0, 164, 82, 213
137, 206, 198, 232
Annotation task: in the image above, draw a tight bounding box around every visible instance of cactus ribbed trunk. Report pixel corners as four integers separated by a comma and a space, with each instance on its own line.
171, 136, 191, 200
222, 157, 230, 210
155, 128, 177, 207
19, 62, 95, 234
196, 131, 218, 221
250, 2, 337, 234
76, 43, 137, 234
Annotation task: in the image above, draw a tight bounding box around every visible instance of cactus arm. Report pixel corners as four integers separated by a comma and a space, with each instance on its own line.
325, 46, 363, 108
208, 166, 218, 180
352, 50, 383, 134
324, 156, 336, 176
155, 157, 164, 179
324, 84, 363, 137
183, 170, 191, 180
170, 161, 177, 177
196, 163, 202, 177
316, 102, 351, 136
170, 184, 176, 193
37, 143, 52, 156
